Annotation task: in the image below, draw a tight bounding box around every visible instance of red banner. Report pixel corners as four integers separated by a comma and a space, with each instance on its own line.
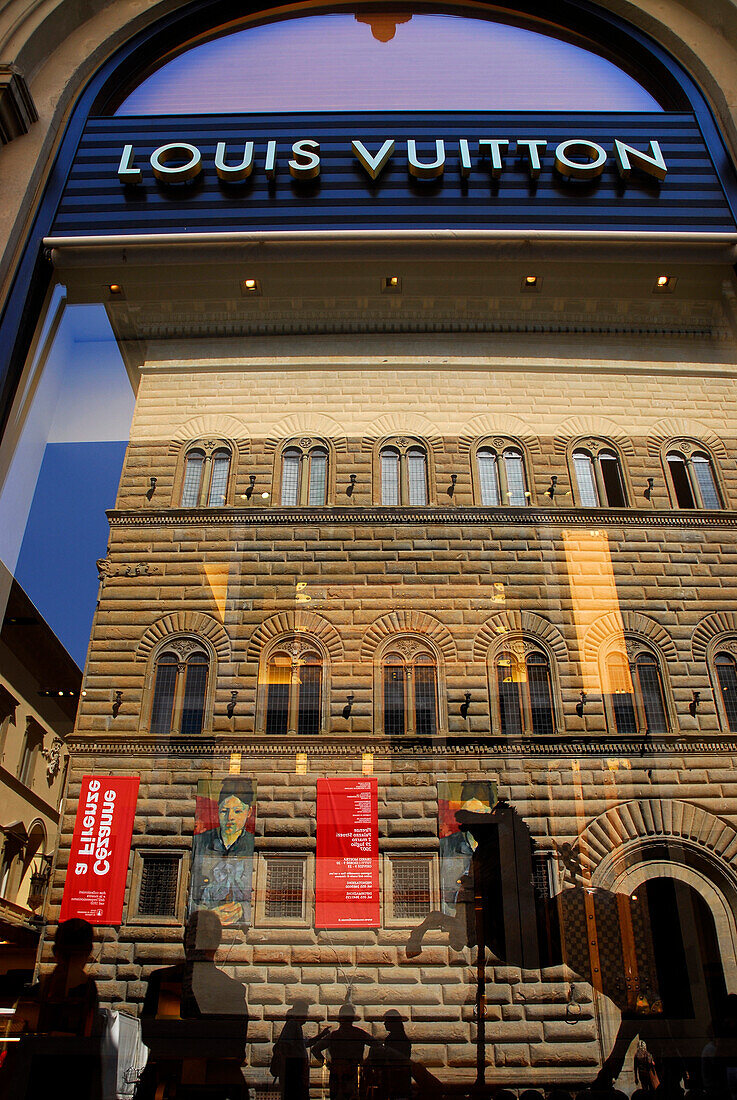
316, 778, 379, 928
60, 775, 139, 925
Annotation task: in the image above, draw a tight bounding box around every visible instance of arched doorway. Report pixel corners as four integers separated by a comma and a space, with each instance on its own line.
637, 876, 727, 1062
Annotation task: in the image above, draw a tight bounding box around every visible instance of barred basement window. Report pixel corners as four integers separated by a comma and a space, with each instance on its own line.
392, 858, 431, 919
137, 853, 180, 917
265, 858, 305, 919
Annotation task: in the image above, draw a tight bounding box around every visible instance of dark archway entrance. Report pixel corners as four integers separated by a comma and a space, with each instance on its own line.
640, 878, 728, 1068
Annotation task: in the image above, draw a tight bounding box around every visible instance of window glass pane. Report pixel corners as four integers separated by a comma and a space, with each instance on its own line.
181, 653, 208, 736
297, 661, 321, 735
599, 450, 627, 508
181, 452, 204, 507
667, 453, 696, 508
381, 449, 400, 505
308, 448, 328, 506
265, 659, 290, 735
384, 662, 405, 735
636, 657, 668, 733
477, 449, 500, 506
281, 449, 300, 506
207, 451, 230, 506
414, 662, 437, 735
692, 454, 721, 510
716, 655, 737, 732
407, 448, 428, 506
607, 654, 637, 735
138, 854, 179, 916
117, 12, 663, 116
527, 654, 555, 735
150, 656, 178, 735
573, 451, 599, 507
504, 450, 527, 507
393, 858, 431, 919
265, 858, 304, 919
497, 660, 523, 735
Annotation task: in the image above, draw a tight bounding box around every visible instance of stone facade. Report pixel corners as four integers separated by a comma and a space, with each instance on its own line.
46, 346, 737, 1090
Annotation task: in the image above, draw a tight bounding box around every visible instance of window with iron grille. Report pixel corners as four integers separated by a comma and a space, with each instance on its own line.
265, 858, 305, 919
532, 851, 556, 902
392, 857, 431, 920
137, 853, 180, 917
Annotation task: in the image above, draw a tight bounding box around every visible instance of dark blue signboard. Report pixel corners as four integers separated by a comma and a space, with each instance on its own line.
51, 111, 735, 236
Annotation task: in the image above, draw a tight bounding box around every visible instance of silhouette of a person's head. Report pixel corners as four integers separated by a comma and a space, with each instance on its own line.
53, 918, 94, 964
338, 1003, 356, 1026
184, 909, 222, 961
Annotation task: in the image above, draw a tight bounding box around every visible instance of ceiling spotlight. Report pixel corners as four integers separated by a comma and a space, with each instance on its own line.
382, 275, 401, 292
654, 274, 676, 292
108, 283, 123, 295
241, 278, 261, 295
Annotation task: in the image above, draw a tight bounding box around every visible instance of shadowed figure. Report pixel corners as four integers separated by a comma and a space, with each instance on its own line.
362, 1010, 412, 1100
1, 917, 103, 1100
312, 1003, 375, 1100
270, 998, 328, 1100
406, 799, 696, 1092
136, 909, 248, 1100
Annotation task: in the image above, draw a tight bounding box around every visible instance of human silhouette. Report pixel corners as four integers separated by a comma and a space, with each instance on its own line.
270, 998, 328, 1100
1, 917, 103, 1100
362, 1011, 412, 1100
136, 909, 248, 1100
312, 1002, 374, 1100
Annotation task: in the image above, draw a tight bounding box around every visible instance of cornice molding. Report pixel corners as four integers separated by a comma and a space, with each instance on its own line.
106, 505, 737, 530
65, 734, 737, 758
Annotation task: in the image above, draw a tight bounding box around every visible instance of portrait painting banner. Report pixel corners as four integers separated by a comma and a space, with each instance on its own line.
188, 778, 257, 928
316, 778, 379, 928
438, 780, 497, 914
60, 775, 139, 925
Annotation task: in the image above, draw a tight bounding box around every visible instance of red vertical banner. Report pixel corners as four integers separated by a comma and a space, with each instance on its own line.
60, 775, 140, 925
316, 778, 379, 929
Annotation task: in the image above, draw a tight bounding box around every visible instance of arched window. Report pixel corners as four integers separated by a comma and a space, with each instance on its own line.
263, 641, 323, 735
570, 441, 628, 507
474, 441, 529, 506
664, 443, 722, 510
279, 439, 330, 506
713, 651, 737, 733
178, 440, 233, 507
495, 646, 556, 736
382, 644, 438, 736
149, 641, 211, 735
603, 644, 669, 735
378, 437, 430, 505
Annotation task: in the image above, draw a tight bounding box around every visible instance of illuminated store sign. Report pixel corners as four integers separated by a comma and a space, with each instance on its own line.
52, 112, 735, 235
118, 136, 668, 185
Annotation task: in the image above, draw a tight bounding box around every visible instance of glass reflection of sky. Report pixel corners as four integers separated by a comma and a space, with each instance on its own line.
116, 13, 662, 115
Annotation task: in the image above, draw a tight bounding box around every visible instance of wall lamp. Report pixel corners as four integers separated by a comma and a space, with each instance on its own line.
343, 694, 354, 719
382, 275, 401, 292
241, 278, 261, 295
346, 474, 357, 497
575, 691, 587, 718
227, 690, 238, 719
643, 477, 655, 501
112, 691, 123, 718
244, 473, 256, 500
146, 476, 157, 501
460, 691, 472, 719
688, 690, 701, 717
448, 474, 458, 498
546, 475, 558, 501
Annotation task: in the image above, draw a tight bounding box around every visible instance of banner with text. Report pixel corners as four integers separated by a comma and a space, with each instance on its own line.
316, 778, 379, 928
60, 775, 139, 925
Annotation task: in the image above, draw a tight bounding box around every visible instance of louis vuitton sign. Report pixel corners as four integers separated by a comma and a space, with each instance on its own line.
118, 135, 668, 186
50, 112, 736, 236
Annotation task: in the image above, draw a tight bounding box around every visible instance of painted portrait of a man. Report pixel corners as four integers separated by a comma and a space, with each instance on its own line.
437, 780, 496, 914
188, 778, 257, 928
